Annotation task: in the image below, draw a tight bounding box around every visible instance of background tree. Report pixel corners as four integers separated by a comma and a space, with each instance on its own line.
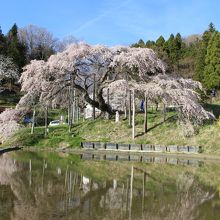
203, 32, 220, 89
18, 24, 57, 61
0, 26, 7, 55
7, 24, 26, 71
55, 35, 78, 52
194, 23, 217, 85
131, 23, 219, 85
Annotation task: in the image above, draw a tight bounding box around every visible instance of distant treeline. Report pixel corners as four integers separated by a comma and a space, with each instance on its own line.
132, 23, 220, 90
0, 24, 26, 72
0, 23, 77, 73
0, 23, 219, 90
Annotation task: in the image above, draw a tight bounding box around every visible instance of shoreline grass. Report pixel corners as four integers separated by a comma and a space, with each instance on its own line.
3, 107, 220, 156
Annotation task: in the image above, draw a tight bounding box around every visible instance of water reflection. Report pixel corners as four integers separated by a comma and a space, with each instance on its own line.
81, 153, 203, 166
0, 152, 219, 220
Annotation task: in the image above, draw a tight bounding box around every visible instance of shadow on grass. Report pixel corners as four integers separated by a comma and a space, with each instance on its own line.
135, 115, 177, 138
204, 103, 220, 118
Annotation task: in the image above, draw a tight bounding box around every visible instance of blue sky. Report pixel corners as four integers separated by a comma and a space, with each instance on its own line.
0, 0, 219, 46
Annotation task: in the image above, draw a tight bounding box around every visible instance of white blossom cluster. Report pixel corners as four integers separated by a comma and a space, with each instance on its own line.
0, 42, 214, 141
0, 55, 19, 81
0, 108, 24, 142
19, 42, 165, 110
106, 74, 214, 124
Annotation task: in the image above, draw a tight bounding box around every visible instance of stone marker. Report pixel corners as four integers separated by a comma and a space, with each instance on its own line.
82, 142, 94, 149
118, 143, 130, 150
167, 145, 178, 153
155, 145, 166, 152
130, 144, 141, 151
94, 142, 105, 150
188, 146, 199, 153
106, 143, 117, 150
142, 144, 153, 152
115, 111, 120, 122
178, 146, 189, 153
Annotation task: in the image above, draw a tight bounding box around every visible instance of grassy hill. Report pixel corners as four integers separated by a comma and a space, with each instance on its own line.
3, 98, 220, 155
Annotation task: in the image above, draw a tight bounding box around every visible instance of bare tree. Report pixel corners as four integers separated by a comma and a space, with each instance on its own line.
55, 35, 78, 52
18, 24, 57, 61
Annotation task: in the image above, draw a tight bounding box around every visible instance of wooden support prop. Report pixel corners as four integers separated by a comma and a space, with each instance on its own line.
132, 89, 135, 139
31, 106, 36, 134
144, 93, 148, 133
129, 90, 132, 126
163, 103, 166, 122
72, 89, 76, 124
44, 106, 48, 137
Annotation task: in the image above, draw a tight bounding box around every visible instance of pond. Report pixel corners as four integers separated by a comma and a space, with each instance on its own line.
0, 150, 220, 220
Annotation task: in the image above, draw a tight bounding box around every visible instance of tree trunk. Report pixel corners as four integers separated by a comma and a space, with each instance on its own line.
129, 90, 132, 127
72, 89, 76, 124
132, 90, 135, 139
144, 93, 148, 133
9, 79, 12, 92
76, 97, 79, 122
78, 107, 81, 120
68, 84, 73, 132
106, 88, 110, 119
155, 102, 159, 111
31, 106, 36, 134
74, 83, 117, 115
44, 106, 48, 137
163, 103, 166, 122
124, 102, 127, 119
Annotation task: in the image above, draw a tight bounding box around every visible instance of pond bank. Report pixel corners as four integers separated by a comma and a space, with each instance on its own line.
3, 112, 220, 155
0, 146, 22, 155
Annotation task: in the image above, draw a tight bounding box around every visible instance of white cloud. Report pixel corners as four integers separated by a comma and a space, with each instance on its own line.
74, 0, 132, 34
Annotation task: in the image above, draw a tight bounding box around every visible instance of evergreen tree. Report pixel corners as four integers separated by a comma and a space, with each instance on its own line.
137, 39, 145, 48
145, 40, 155, 48
0, 26, 7, 55
175, 33, 184, 70
203, 32, 220, 89
156, 35, 165, 47
175, 33, 183, 53
6, 24, 26, 71
194, 41, 206, 82
194, 23, 217, 84
164, 34, 177, 71
155, 35, 169, 64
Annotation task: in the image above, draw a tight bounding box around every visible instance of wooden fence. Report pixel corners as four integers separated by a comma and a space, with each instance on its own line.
81, 142, 202, 153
